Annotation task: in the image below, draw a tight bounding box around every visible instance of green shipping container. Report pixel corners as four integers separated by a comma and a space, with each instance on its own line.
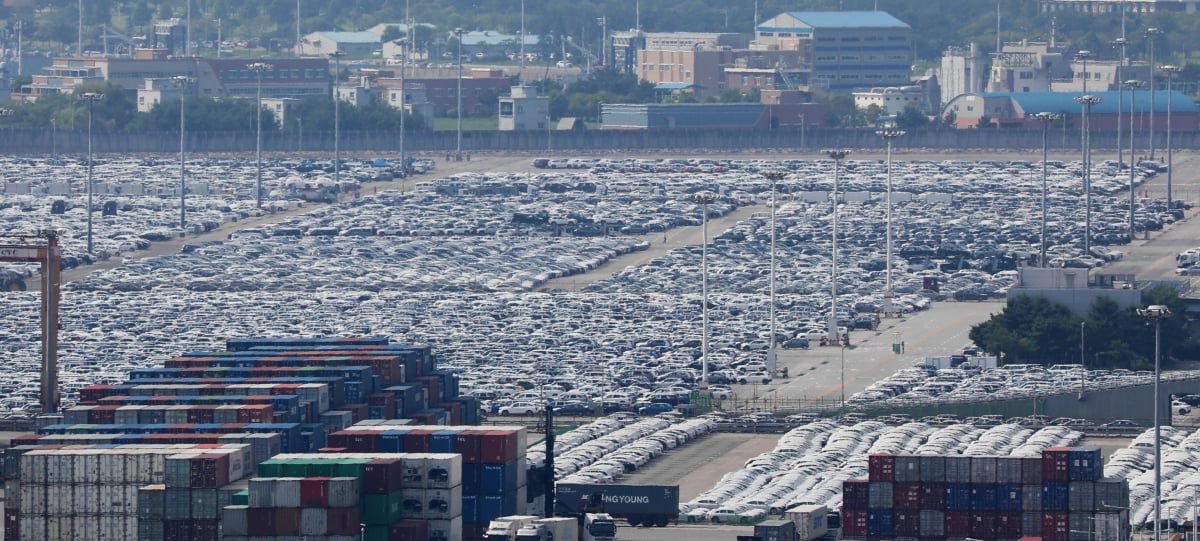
363, 524, 391, 541
257, 459, 285, 477
231, 490, 249, 506
361, 492, 402, 525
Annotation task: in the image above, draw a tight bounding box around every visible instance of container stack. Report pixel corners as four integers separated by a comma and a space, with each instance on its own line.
841, 447, 1130, 541
229, 452, 466, 541
8, 443, 253, 541
323, 425, 528, 540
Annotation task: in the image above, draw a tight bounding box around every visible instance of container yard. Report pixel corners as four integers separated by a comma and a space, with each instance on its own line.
842, 448, 1130, 541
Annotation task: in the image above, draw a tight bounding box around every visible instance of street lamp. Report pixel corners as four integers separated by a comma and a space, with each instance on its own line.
1138, 304, 1171, 541
1112, 37, 1128, 168
759, 170, 786, 374
80, 91, 103, 255
1124, 80, 1144, 242
1074, 94, 1102, 253
875, 122, 905, 315
1032, 112, 1060, 267
1075, 50, 1094, 94
50, 118, 56, 156
1161, 65, 1182, 206
691, 191, 719, 387
454, 28, 466, 161
329, 51, 345, 187
248, 62, 271, 209
825, 149, 850, 409
172, 75, 195, 230
1145, 28, 1163, 160
394, 38, 411, 169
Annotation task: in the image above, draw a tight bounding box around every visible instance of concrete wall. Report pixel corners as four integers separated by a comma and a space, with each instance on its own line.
8, 126, 1200, 155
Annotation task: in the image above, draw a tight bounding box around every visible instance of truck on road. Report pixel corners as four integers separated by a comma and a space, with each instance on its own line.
555, 483, 679, 527
485, 515, 540, 540
514, 517, 579, 541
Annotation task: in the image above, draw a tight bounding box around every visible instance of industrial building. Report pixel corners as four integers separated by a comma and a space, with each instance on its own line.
754, 11, 912, 92
297, 31, 380, 57
941, 90, 1200, 130
499, 86, 549, 131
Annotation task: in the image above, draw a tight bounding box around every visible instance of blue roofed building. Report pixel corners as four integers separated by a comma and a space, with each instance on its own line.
754, 11, 912, 91
942, 90, 1200, 130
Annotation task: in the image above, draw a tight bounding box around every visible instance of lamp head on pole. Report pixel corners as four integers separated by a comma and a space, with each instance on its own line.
1031, 112, 1061, 122
759, 170, 787, 182
1138, 305, 1172, 322
823, 149, 851, 160
690, 191, 718, 205
1073, 95, 1103, 106
79, 92, 103, 101
1144, 27, 1162, 39
1074, 50, 1093, 61
1161, 65, 1182, 75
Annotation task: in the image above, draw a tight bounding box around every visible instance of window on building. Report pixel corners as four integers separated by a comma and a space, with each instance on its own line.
778, 33, 791, 37
1019, 72, 1033, 80
760, 32, 774, 37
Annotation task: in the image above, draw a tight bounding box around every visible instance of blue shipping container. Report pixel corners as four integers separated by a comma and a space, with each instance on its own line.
970, 484, 997, 510
867, 509, 894, 536
482, 462, 519, 495
378, 430, 408, 453
463, 463, 483, 495
1043, 481, 1069, 511
945, 483, 972, 511
996, 485, 1022, 511
431, 430, 458, 453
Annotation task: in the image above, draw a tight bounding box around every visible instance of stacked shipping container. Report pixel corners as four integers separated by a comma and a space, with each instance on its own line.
8, 443, 253, 541
842, 447, 1130, 541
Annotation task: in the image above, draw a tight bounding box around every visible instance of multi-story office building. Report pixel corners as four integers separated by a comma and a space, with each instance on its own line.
754, 11, 912, 91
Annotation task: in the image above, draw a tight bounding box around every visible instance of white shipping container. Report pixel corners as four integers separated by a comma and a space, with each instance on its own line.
145, 452, 167, 483
516, 484, 527, 515
327, 477, 360, 508
426, 454, 463, 489
75, 484, 100, 515
98, 451, 125, 484
99, 514, 130, 540
223, 505, 250, 536
248, 478, 274, 508
114, 406, 141, 425
20, 452, 47, 484
97, 484, 131, 515
273, 477, 302, 508
20, 483, 47, 515
401, 455, 426, 485
165, 406, 191, 425
214, 405, 242, 424
75, 452, 100, 484
425, 486, 463, 520
400, 488, 424, 519
46, 484, 74, 515
46, 514, 70, 539
45, 452, 72, 484
300, 507, 328, 535
73, 514, 100, 540
20, 514, 46, 540
429, 516, 464, 541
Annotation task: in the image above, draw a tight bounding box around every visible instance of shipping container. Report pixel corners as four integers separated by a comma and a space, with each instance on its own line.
893, 509, 919, 536
867, 509, 893, 536
917, 509, 943, 537
996, 484, 1022, 511
754, 518, 797, 541
1095, 477, 1129, 510
1068, 447, 1103, 482
944, 483, 971, 511
1022, 510, 1043, 536
893, 455, 920, 482
868, 454, 896, 482
841, 508, 868, 537
893, 482, 921, 509
943, 509, 971, 537
1068, 481, 1095, 512
1042, 447, 1071, 482
918, 455, 945, 482
919, 482, 944, 509
1042, 510, 1069, 541
843, 480, 869, 510
970, 456, 998, 484
1043, 481, 1069, 511
944, 455, 971, 483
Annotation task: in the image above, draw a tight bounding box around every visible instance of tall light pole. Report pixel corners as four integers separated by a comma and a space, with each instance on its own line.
1138, 304, 1171, 541
875, 123, 905, 315
80, 91, 102, 255
1125, 80, 1143, 242
1113, 38, 1127, 168
691, 191, 719, 388
825, 149, 850, 408
1145, 28, 1163, 160
1161, 65, 1181, 206
248, 62, 272, 209
760, 170, 786, 374
1033, 112, 1060, 267
454, 28, 466, 161
1075, 94, 1102, 253
329, 51, 345, 187
394, 38, 410, 169
172, 75, 194, 230
50, 118, 56, 156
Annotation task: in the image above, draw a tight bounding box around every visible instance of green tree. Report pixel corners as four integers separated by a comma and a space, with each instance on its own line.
381, 25, 403, 43
895, 104, 930, 130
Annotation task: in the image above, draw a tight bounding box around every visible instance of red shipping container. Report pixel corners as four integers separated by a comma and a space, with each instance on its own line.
4, 510, 18, 541
274, 507, 301, 535
414, 376, 442, 403
318, 447, 349, 453
438, 402, 463, 425
1043, 447, 1071, 482
869, 454, 896, 482
326, 506, 360, 535
404, 429, 437, 453
163, 519, 190, 541
1042, 511, 1069, 541
842, 509, 869, 536
894, 509, 920, 536
390, 519, 430, 541
919, 482, 945, 508
247, 508, 277, 536
944, 510, 971, 537
187, 406, 216, 424
456, 430, 484, 463
301, 477, 331, 507
272, 384, 302, 396
996, 511, 1023, 538
328, 431, 353, 449
970, 511, 995, 538
363, 458, 404, 494
79, 385, 111, 404
842, 480, 870, 510
893, 482, 921, 509
349, 432, 379, 453
237, 404, 273, 424
191, 453, 230, 488
10, 434, 41, 446
481, 430, 518, 464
